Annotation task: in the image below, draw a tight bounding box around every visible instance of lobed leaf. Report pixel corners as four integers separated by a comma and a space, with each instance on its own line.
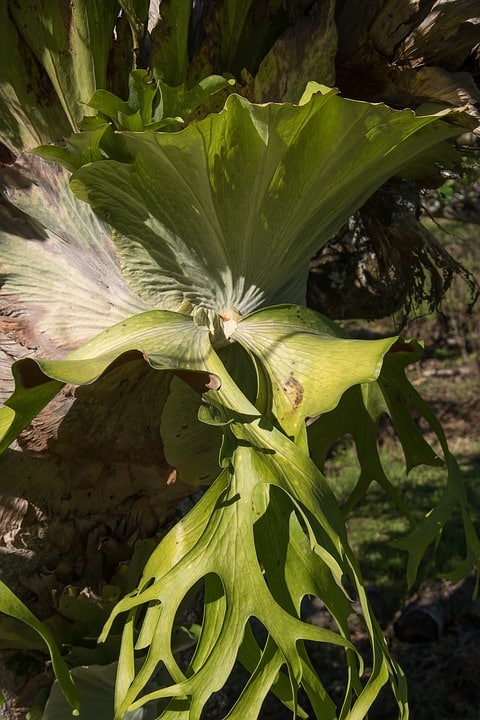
308, 340, 480, 587
99, 349, 408, 719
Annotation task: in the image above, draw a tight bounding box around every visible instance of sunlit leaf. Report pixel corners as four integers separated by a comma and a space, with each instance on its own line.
234, 304, 398, 436
0, 155, 147, 366
0, 11, 475, 717
99, 349, 408, 719
61, 87, 463, 317
307, 340, 480, 588
307, 340, 443, 517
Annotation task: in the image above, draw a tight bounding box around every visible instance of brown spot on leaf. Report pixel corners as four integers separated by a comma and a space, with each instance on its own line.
283, 372, 304, 409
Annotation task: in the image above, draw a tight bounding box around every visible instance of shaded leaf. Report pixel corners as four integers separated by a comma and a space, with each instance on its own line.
253, 0, 337, 102
8, 0, 121, 130
0, 581, 79, 713
160, 376, 222, 486
149, 0, 192, 86
379, 356, 480, 587
0, 3, 70, 152
43, 661, 161, 720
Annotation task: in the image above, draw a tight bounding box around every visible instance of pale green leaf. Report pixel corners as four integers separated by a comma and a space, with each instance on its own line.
0, 373, 63, 455
102, 458, 357, 720
157, 75, 232, 125
87, 90, 132, 121
86, 70, 172, 131
306, 340, 480, 588
102, 369, 406, 719
307, 340, 443, 518
33, 124, 115, 173
392, 452, 480, 587
233, 304, 398, 436
308, 383, 417, 522
66, 88, 464, 316
0, 155, 148, 365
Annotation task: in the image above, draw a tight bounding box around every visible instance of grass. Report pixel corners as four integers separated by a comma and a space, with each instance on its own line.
328, 216, 480, 614
323, 440, 480, 612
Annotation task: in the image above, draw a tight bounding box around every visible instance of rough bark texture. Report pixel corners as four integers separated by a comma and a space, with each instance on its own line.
1, 361, 192, 591
335, 0, 480, 124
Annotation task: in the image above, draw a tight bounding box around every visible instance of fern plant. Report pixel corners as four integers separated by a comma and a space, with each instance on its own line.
0, 2, 478, 718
